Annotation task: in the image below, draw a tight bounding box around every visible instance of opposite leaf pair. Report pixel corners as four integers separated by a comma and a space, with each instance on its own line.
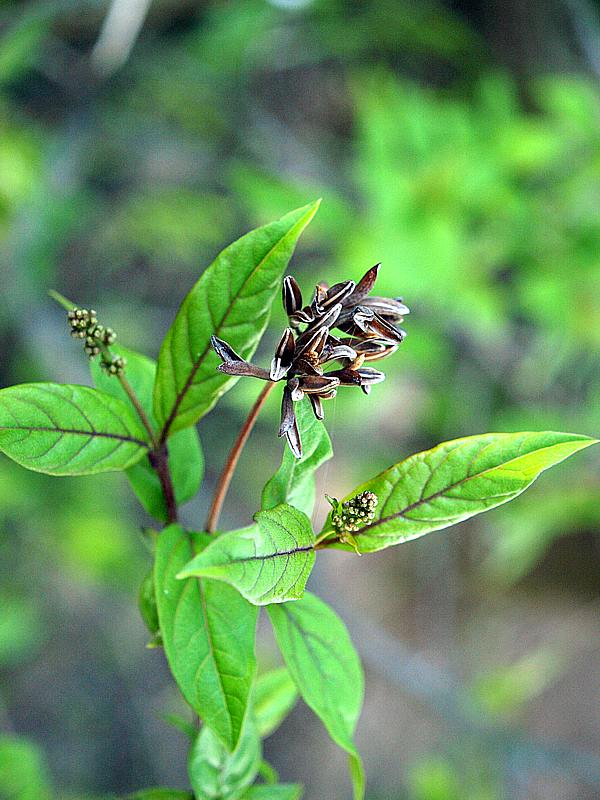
154, 525, 364, 800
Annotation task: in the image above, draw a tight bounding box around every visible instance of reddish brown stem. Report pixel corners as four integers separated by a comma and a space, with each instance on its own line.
149, 445, 178, 524
205, 382, 276, 533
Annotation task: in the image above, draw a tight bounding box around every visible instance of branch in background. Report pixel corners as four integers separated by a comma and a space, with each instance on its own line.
91, 0, 153, 77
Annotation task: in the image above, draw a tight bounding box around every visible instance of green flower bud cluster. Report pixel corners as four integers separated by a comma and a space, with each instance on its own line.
100, 355, 127, 376
67, 308, 117, 359
331, 490, 378, 533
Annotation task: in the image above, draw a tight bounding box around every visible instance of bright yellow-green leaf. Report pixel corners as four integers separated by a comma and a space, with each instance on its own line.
320, 432, 597, 553
188, 715, 261, 800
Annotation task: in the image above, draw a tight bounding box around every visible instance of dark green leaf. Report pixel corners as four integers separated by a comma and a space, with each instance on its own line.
262, 397, 332, 517
188, 716, 261, 800
153, 201, 320, 437
0, 383, 149, 475
267, 593, 364, 800
319, 432, 598, 553
240, 786, 303, 800
254, 668, 298, 739
0, 735, 52, 800
178, 505, 315, 605
155, 525, 258, 751
91, 346, 203, 520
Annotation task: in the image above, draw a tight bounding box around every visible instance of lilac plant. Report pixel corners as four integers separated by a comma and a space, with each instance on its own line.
0, 202, 596, 800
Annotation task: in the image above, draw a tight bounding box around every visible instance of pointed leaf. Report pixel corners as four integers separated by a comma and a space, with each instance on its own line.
262, 397, 332, 517
320, 432, 598, 553
155, 525, 258, 751
0, 735, 52, 800
188, 715, 261, 800
0, 383, 149, 475
91, 346, 203, 520
178, 505, 315, 605
254, 668, 298, 738
241, 786, 303, 800
153, 201, 320, 437
267, 593, 364, 800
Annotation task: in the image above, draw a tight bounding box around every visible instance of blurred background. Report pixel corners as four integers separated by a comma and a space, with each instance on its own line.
1, 0, 600, 798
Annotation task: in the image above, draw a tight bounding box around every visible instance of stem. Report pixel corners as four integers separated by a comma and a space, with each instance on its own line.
206, 381, 276, 534
149, 446, 178, 524
118, 373, 156, 446
98, 343, 156, 446
314, 529, 336, 548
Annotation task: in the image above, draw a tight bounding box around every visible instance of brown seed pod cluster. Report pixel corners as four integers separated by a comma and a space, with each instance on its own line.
211, 264, 408, 458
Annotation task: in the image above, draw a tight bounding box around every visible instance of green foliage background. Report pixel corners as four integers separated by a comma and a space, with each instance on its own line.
1, 1, 600, 798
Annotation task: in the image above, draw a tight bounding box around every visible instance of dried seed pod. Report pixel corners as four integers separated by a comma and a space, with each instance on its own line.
282, 275, 303, 317
270, 328, 296, 381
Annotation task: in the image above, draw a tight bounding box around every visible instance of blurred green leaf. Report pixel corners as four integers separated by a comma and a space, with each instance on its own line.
123, 791, 192, 800
0, 15, 46, 84
0, 735, 52, 800
0, 596, 43, 667
188, 716, 261, 800
240, 786, 303, 800
471, 648, 564, 719
408, 757, 461, 800
138, 568, 160, 640
262, 397, 332, 517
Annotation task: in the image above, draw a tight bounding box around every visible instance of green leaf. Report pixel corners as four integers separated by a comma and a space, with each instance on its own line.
240, 786, 303, 800
188, 715, 261, 800
123, 791, 193, 800
153, 201, 320, 437
0, 735, 52, 800
254, 668, 298, 738
155, 525, 258, 751
267, 593, 364, 800
262, 397, 332, 517
161, 713, 197, 741
320, 432, 598, 553
91, 346, 203, 520
0, 383, 149, 475
178, 505, 315, 605
138, 568, 160, 639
